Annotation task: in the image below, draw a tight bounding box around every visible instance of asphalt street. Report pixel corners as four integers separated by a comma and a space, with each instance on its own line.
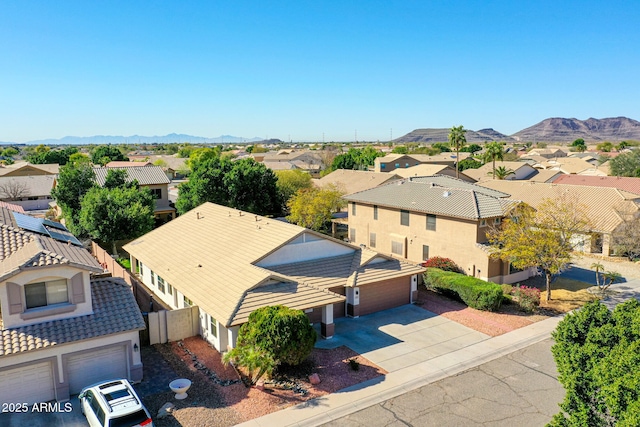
320, 338, 564, 427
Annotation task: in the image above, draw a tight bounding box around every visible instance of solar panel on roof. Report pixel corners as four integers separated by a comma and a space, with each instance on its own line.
42, 218, 69, 231
47, 229, 82, 246
12, 212, 48, 235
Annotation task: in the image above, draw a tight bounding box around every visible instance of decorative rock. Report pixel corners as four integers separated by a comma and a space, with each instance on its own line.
157, 402, 175, 419
309, 373, 321, 385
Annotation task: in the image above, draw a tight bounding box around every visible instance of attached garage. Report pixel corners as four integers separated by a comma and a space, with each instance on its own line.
66, 345, 128, 394
358, 278, 411, 316
0, 360, 56, 405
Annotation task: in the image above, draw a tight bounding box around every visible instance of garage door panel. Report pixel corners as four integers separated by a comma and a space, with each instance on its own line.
0, 361, 55, 405
359, 279, 410, 316
67, 346, 127, 394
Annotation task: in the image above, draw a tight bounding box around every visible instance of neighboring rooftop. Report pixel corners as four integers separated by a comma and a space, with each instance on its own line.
344, 175, 516, 220
93, 166, 170, 186
0, 278, 145, 355
314, 169, 401, 195
552, 175, 640, 196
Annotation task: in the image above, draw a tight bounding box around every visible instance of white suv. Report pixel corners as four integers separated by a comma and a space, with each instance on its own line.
79, 379, 154, 427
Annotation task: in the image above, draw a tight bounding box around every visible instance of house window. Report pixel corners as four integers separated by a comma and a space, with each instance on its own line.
369, 232, 376, 248
150, 272, 155, 286
400, 210, 410, 226
150, 188, 162, 199
209, 315, 218, 338
426, 214, 436, 231
480, 219, 487, 227
494, 218, 501, 225
395, 163, 400, 168
25, 279, 68, 309
351, 202, 356, 216
405, 163, 409, 168
350, 228, 356, 243
391, 240, 403, 256
184, 296, 193, 307
157, 276, 165, 293
167, 282, 173, 295
138, 262, 144, 275
381, 163, 386, 169
422, 245, 429, 261
373, 205, 378, 220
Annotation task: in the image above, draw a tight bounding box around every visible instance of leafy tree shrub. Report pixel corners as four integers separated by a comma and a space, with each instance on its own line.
550, 300, 640, 426
224, 305, 316, 384
510, 285, 540, 313
424, 269, 503, 311
422, 256, 464, 273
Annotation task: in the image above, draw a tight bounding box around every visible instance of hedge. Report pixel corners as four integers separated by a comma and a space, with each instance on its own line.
424, 268, 503, 311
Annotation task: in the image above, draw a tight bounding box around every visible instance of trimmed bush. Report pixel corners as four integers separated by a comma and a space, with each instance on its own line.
424, 268, 503, 311
422, 256, 464, 273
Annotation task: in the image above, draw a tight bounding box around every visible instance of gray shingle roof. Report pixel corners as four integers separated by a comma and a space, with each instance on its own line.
345, 176, 514, 220
0, 278, 145, 356
94, 166, 170, 186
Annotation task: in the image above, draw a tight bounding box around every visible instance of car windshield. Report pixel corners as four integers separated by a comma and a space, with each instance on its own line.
108, 409, 149, 427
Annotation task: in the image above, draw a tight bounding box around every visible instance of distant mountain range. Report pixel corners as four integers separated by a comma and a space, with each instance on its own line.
396, 117, 640, 144
3, 133, 265, 146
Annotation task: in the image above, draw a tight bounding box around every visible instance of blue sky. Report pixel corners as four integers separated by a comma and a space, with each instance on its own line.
1, 1, 639, 143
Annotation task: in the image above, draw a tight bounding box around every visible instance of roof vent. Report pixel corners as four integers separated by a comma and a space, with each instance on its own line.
196, 212, 201, 220
443, 191, 451, 197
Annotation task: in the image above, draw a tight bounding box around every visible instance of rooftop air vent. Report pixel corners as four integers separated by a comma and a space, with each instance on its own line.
443, 191, 451, 197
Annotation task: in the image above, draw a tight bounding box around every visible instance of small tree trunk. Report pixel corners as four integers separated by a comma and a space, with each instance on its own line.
112, 241, 118, 257
545, 272, 552, 301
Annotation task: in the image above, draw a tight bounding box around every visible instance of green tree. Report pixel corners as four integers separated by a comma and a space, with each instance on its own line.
27, 146, 78, 165
608, 150, 640, 177
176, 156, 279, 216
617, 141, 629, 150
79, 185, 155, 255
1, 147, 19, 157
330, 146, 384, 171
275, 170, 313, 213
482, 141, 505, 179
448, 125, 467, 179
223, 305, 316, 384
488, 196, 591, 301
90, 145, 128, 165
549, 300, 640, 426
431, 142, 451, 153
457, 158, 482, 171
460, 143, 482, 153
570, 138, 587, 152
596, 141, 614, 152
50, 161, 96, 234
391, 146, 408, 154
286, 185, 345, 232
492, 165, 515, 180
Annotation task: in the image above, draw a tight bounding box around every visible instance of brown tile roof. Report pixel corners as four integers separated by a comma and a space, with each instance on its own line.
552, 175, 640, 195
0, 278, 145, 356
314, 170, 402, 195
476, 180, 640, 232
0, 224, 102, 282
462, 162, 537, 181
106, 161, 153, 168
0, 162, 59, 176
0, 202, 24, 213
93, 166, 170, 186
124, 202, 423, 327
344, 176, 514, 220
0, 175, 56, 197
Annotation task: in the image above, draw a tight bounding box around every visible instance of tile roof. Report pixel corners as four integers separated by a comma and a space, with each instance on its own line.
93, 166, 170, 186
376, 152, 472, 165
538, 157, 607, 175
344, 175, 513, 220
124, 202, 423, 327
0, 163, 59, 176
552, 175, 640, 195
0, 175, 56, 197
105, 161, 153, 168
461, 162, 537, 181
0, 278, 145, 356
314, 170, 402, 195
0, 221, 102, 282
0, 202, 24, 213
525, 170, 565, 183
392, 164, 467, 179
476, 180, 640, 232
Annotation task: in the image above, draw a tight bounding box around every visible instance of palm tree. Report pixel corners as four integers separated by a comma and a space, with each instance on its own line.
482, 141, 505, 179
492, 166, 515, 180
448, 126, 467, 179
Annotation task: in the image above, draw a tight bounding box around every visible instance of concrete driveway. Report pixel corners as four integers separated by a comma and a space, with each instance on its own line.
314, 305, 490, 372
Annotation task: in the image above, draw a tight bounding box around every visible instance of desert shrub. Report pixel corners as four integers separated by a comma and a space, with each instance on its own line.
424, 268, 503, 311
422, 256, 464, 273
348, 358, 360, 371
511, 285, 541, 313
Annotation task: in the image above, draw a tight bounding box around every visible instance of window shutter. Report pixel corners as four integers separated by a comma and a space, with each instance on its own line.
6, 282, 23, 314
71, 272, 85, 304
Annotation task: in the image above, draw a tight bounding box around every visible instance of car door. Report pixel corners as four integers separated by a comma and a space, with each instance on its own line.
80, 390, 105, 427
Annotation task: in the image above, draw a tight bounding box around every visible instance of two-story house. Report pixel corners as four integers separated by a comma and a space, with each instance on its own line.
344, 175, 531, 284
95, 166, 176, 225
0, 208, 145, 404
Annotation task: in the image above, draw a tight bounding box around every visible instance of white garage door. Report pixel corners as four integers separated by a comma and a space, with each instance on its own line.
0, 361, 55, 405
67, 346, 128, 394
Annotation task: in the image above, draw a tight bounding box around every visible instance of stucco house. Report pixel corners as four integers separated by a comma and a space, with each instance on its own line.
123, 202, 424, 352
373, 153, 472, 173
95, 166, 176, 224
344, 175, 531, 284
0, 208, 145, 404
462, 161, 538, 181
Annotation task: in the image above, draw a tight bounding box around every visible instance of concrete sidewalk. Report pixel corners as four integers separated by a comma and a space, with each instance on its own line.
236, 315, 563, 427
